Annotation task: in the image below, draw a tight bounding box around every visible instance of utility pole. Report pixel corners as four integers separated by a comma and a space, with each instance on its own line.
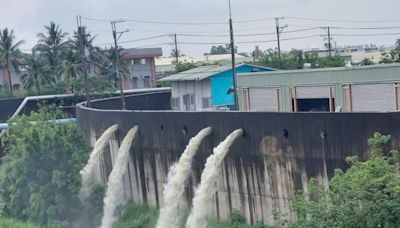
111, 20, 128, 110
327, 26, 332, 56
76, 16, 91, 107
275, 17, 287, 57
228, 0, 238, 110
174, 34, 179, 65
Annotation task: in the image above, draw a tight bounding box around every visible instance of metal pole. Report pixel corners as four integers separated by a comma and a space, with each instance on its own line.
327, 26, 332, 56
174, 33, 179, 65
111, 21, 126, 110
77, 16, 91, 107
229, 0, 238, 110
275, 17, 281, 57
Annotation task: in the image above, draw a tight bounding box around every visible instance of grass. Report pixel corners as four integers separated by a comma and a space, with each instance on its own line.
0, 216, 40, 228
112, 204, 159, 228
112, 203, 271, 228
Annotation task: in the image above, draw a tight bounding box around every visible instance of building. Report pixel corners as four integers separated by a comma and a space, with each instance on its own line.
237, 64, 400, 112
121, 48, 163, 89
159, 63, 274, 111
0, 67, 23, 92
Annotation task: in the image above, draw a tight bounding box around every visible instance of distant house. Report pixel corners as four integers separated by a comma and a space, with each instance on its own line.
121, 48, 163, 89
158, 63, 274, 111
237, 64, 400, 112
0, 67, 23, 92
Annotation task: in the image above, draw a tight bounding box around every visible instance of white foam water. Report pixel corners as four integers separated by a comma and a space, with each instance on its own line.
79, 124, 118, 204
100, 126, 139, 228
186, 129, 243, 228
156, 127, 212, 228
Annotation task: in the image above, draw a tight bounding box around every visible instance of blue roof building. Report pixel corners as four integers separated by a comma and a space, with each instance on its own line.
159, 64, 274, 111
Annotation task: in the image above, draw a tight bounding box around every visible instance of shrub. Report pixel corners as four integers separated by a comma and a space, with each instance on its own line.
0, 106, 89, 226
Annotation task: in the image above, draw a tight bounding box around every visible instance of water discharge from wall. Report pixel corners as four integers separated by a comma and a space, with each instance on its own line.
186, 129, 244, 228
79, 124, 119, 204
156, 127, 213, 228
100, 126, 139, 228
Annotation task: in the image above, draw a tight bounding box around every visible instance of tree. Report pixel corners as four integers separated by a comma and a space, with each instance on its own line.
208, 44, 237, 55
175, 61, 197, 73
35, 22, 71, 83
0, 106, 89, 227
380, 39, 400, 64
258, 49, 305, 70
315, 55, 346, 68
21, 51, 52, 95
360, 58, 375, 66
291, 132, 400, 228
99, 47, 130, 87
0, 28, 24, 96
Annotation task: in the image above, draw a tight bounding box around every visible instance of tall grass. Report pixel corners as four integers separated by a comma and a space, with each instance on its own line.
0, 217, 40, 228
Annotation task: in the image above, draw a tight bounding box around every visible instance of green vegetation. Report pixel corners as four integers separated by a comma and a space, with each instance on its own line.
0, 106, 89, 227
257, 49, 346, 70
380, 39, 400, 64
176, 61, 197, 73
0, 216, 40, 228
0, 28, 24, 97
112, 204, 159, 228
290, 132, 400, 228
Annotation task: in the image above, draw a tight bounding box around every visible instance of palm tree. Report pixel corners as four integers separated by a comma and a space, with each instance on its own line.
100, 46, 130, 87
0, 28, 24, 96
21, 51, 52, 95
35, 22, 70, 83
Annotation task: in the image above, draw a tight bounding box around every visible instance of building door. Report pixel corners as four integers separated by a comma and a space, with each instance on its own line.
248, 87, 280, 111
294, 86, 334, 112
351, 84, 394, 112
183, 94, 195, 111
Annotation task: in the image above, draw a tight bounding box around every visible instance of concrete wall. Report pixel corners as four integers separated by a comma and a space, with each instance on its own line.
0, 97, 24, 122
76, 94, 400, 225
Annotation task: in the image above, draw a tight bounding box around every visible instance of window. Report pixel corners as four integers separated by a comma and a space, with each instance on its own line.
183, 94, 195, 111
143, 76, 150, 88
201, 97, 211, 109
171, 97, 180, 110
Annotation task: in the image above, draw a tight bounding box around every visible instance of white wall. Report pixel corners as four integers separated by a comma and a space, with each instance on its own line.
170, 79, 211, 111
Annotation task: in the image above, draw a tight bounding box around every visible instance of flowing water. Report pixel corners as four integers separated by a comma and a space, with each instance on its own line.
186, 129, 243, 228
100, 126, 139, 228
79, 124, 118, 204
156, 127, 213, 228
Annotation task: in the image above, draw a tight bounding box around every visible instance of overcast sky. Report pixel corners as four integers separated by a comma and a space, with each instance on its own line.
2, 0, 400, 56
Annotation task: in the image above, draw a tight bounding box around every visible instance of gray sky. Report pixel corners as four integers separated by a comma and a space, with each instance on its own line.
2, 0, 400, 56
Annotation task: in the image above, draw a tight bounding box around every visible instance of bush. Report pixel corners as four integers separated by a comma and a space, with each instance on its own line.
112, 203, 159, 228
0, 106, 89, 227
291, 132, 400, 228
0, 216, 40, 228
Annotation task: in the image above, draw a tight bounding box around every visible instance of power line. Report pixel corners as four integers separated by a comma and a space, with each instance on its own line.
177, 34, 323, 45
285, 16, 400, 23
330, 26, 400, 30
333, 32, 400, 37
81, 16, 227, 25
96, 34, 170, 46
